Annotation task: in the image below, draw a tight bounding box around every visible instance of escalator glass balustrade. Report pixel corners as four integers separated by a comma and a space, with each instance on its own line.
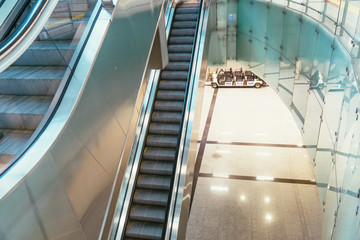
0, 0, 98, 174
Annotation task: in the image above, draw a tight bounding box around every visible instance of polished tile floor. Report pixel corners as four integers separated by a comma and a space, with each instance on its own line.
186, 86, 322, 240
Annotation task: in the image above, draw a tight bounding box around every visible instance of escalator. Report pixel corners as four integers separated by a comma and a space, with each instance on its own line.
123, 2, 201, 239
0, 0, 96, 172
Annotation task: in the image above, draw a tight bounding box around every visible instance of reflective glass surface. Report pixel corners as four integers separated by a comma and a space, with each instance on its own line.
0, 0, 98, 174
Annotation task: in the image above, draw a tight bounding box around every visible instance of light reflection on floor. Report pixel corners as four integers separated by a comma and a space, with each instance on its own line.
186, 86, 322, 240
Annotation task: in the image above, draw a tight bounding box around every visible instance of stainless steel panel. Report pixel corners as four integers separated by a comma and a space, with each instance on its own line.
0, 0, 165, 239
0, 184, 45, 240
25, 155, 85, 239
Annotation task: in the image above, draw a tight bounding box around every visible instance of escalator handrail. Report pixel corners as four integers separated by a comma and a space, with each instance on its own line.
0, 0, 47, 55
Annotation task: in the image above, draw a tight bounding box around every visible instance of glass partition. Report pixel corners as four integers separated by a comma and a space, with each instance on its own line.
264, 46, 280, 90
298, 16, 317, 78
207, 0, 360, 237
282, 10, 301, 60
278, 57, 295, 108
249, 38, 266, 76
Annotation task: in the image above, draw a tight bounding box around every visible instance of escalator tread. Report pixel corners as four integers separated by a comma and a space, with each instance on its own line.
159, 80, 187, 90
141, 160, 174, 175
143, 148, 176, 161
149, 122, 180, 135
172, 21, 197, 29
133, 189, 169, 206
137, 174, 172, 190
154, 100, 184, 112
168, 53, 192, 62
125, 221, 163, 240
146, 135, 178, 148
129, 204, 167, 223
157, 90, 185, 100
152, 111, 182, 123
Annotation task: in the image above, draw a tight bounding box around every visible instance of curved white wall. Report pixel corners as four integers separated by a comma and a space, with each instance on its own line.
207, 1, 360, 239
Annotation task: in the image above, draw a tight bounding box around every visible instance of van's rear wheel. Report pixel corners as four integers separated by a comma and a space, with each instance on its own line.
255, 83, 261, 88
212, 82, 218, 88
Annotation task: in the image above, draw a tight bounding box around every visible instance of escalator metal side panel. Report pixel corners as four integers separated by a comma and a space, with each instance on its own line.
0, 1, 164, 239
101, 1, 175, 239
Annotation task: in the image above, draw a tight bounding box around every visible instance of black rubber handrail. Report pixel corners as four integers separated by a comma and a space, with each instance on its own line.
0, 0, 47, 55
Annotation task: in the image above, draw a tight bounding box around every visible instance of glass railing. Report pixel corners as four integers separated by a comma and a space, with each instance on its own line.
0, 0, 34, 43
267, 0, 360, 79
0, 0, 100, 175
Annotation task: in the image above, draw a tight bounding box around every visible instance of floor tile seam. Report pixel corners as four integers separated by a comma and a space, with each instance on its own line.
196, 140, 316, 149
191, 88, 218, 208
197, 172, 317, 185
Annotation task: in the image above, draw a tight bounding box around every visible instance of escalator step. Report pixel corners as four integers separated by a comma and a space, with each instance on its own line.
149, 123, 180, 135
174, 14, 198, 21
179, 3, 200, 7
143, 148, 176, 161
0, 130, 33, 156
125, 221, 163, 240
14, 41, 76, 66
0, 96, 52, 130
130, 204, 167, 223
157, 90, 185, 100
164, 62, 190, 71
175, 8, 199, 14
159, 80, 187, 90
133, 189, 169, 206
172, 21, 197, 29
0, 66, 65, 95
154, 100, 183, 112
168, 44, 193, 53
161, 71, 188, 80
141, 161, 174, 175
137, 174, 172, 190
152, 111, 182, 123
146, 135, 178, 148
169, 36, 194, 45
171, 28, 196, 36
168, 53, 191, 62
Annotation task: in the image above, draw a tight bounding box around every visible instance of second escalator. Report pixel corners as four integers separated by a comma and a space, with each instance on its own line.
123, 2, 201, 239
